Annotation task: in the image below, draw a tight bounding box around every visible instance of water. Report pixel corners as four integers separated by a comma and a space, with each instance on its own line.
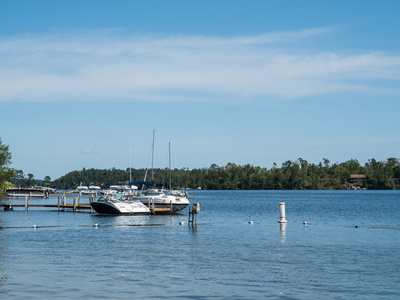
0, 190, 399, 299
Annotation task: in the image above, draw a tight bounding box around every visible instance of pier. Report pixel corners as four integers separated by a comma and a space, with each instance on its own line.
0, 193, 172, 214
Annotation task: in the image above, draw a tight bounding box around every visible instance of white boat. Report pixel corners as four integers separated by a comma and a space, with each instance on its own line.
90, 193, 150, 215
76, 185, 88, 193
134, 187, 189, 213
87, 185, 102, 194
5, 187, 47, 197
33, 186, 57, 193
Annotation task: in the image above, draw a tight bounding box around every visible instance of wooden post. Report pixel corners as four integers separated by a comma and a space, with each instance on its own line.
25, 196, 28, 211
62, 194, 66, 211
73, 197, 78, 212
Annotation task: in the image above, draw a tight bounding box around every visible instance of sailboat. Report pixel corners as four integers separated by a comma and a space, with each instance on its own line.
130, 131, 190, 213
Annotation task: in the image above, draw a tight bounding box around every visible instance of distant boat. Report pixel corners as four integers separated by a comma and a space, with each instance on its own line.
76, 185, 88, 193
90, 193, 150, 215
33, 186, 57, 193
103, 185, 138, 196
87, 186, 102, 194
5, 187, 48, 197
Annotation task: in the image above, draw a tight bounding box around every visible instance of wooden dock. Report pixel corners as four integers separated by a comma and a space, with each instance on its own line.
0, 193, 172, 214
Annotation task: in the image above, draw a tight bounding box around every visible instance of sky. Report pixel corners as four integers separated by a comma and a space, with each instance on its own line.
1, 0, 400, 181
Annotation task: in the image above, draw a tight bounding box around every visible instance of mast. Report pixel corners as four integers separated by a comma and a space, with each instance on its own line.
169, 141, 172, 190
129, 146, 132, 183
151, 129, 155, 182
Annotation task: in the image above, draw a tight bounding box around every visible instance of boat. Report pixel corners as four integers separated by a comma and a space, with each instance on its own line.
103, 185, 138, 196
76, 185, 89, 193
33, 186, 57, 193
90, 193, 150, 215
131, 182, 189, 213
87, 185, 102, 194
4, 187, 48, 197
128, 132, 190, 213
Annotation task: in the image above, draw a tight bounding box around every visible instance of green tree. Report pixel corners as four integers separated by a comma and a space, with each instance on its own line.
0, 138, 15, 194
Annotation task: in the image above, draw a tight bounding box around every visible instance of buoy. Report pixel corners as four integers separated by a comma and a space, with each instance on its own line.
95, 224, 100, 227
179, 222, 183, 225
303, 221, 308, 225
248, 221, 253, 224
32, 225, 37, 228
278, 202, 287, 223
355, 225, 358, 228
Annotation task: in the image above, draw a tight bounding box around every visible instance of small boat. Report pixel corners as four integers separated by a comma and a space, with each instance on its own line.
90, 193, 150, 215
103, 185, 137, 196
87, 185, 102, 194
33, 186, 57, 193
76, 185, 89, 193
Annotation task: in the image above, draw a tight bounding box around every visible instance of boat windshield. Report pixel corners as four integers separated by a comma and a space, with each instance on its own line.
141, 190, 160, 196
163, 191, 172, 196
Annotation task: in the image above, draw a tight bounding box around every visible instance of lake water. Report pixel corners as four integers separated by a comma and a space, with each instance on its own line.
0, 190, 399, 299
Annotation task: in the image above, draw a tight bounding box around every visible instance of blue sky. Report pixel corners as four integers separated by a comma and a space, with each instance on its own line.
1, 0, 399, 180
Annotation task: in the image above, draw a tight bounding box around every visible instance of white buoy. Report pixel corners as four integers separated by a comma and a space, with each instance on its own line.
32, 225, 37, 228
303, 221, 308, 225
179, 222, 183, 225
248, 221, 253, 224
95, 224, 99, 227
278, 202, 287, 223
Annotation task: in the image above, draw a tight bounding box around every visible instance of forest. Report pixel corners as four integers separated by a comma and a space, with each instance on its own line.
44, 157, 400, 190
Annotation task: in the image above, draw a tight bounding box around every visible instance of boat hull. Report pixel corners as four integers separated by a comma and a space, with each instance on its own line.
138, 199, 189, 213
90, 201, 150, 215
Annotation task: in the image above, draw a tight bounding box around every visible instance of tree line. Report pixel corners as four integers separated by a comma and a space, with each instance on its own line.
50, 158, 400, 190
1, 137, 399, 191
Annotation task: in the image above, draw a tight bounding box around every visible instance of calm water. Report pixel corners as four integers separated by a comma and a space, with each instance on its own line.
0, 190, 399, 299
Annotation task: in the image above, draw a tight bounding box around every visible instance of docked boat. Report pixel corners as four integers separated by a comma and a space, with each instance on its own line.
134, 187, 189, 213
103, 185, 137, 196
76, 185, 89, 193
90, 193, 150, 215
5, 187, 50, 197
87, 185, 102, 194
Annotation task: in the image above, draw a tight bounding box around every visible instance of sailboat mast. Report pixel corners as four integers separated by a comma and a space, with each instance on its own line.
169, 142, 172, 190
129, 147, 132, 183
151, 129, 155, 182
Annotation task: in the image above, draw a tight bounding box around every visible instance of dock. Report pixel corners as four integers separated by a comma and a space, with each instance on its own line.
0, 193, 172, 214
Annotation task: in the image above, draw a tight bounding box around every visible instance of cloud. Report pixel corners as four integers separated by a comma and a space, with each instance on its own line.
80, 149, 97, 155
1, 28, 400, 103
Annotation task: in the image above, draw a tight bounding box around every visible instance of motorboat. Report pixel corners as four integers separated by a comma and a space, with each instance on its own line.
90, 193, 150, 215
33, 186, 57, 193
135, 188, 189, 213
76, 185, 89, 193
87, 185, 102, 194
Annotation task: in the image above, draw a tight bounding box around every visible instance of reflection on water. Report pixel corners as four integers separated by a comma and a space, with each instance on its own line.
279, 222, 287, 244
0, 190, 399, 299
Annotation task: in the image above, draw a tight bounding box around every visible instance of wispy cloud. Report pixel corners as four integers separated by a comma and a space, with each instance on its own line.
80, 149, 97, 155
1, 28, 400, 103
